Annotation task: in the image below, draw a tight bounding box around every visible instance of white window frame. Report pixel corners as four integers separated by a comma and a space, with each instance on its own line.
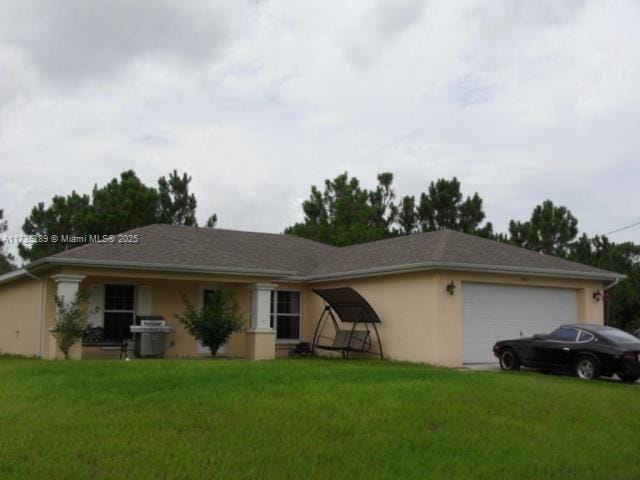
88, 284, 105, 327
136, 285, 152, 317
271, 289, 302, 345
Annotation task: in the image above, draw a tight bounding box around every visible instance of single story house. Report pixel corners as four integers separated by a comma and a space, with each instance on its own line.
0, 224, 623, 366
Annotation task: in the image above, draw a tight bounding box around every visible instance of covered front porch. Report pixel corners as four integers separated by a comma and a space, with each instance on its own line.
45, 268, 309, 360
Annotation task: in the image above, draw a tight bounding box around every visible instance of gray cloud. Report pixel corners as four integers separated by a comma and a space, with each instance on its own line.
343, 0, 428, 68
0, 0, 234, 86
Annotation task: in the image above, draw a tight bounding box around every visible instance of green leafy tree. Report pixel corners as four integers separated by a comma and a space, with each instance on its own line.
51, 290, 90, 359
174, 289, 244, 356
157, 170, 198, 226
570, 234, 640, 331
417, 177, 493, 236
285, 172, 397, 246
91, 170, 159, 236
509, 200, 578, 256
19, 192, 93, 261
0, 209, 15, 273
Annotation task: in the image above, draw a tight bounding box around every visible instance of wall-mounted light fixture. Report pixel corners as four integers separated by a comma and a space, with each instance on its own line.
592, 289, 602, 302
446, 281, 456, 295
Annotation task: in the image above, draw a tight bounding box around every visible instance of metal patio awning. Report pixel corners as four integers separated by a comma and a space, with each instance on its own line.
312, 287, 381, 324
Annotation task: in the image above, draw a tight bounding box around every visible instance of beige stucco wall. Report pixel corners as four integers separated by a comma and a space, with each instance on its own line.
57, 268, 310, 359
73, 272, 262, 358
0, 276, 43, 357
304, 272, 438, 364
305, 270, 606, 367
21, 265, 313, 360
2, 263, 607, 365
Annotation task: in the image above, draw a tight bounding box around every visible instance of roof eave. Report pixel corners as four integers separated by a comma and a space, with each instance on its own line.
8, 257, 624, 286
301, 261, 625, 283
0, 268, 31, 285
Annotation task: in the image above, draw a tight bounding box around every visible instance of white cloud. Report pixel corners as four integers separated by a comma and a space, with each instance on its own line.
1, 0, 640, 262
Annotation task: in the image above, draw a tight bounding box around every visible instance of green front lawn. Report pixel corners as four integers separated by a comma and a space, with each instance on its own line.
0, 356, 638, 479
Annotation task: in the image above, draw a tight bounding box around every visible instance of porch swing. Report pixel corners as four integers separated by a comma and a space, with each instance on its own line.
311, 287, 384, 359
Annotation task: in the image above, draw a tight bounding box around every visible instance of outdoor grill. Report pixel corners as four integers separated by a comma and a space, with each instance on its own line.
130, 315, 176, 358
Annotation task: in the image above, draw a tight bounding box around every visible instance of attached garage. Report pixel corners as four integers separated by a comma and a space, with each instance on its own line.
462, 283, 579, 364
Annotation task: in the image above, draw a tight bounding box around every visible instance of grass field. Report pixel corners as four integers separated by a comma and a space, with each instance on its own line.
0, 356, 638, 480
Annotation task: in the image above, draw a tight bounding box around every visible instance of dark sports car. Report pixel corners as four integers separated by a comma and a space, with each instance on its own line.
493, 324, 640, 382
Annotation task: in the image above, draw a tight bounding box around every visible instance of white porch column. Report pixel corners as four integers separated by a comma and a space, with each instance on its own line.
49, 274, 86, 359
250, 283, 277, 330
52, 274, 86, 303
245, 283, 277, 360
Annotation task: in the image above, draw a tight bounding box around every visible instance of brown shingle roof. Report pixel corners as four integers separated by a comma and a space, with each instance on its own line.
305, 229, 617, 279
46, 224, 620, 281
50, 225, 336, 275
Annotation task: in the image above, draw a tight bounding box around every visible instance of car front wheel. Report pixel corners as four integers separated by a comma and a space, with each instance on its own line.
499, 348, 520, 371
574, 356, 600, 380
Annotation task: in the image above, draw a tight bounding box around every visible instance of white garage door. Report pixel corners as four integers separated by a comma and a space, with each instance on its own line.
462, 283, 578, 364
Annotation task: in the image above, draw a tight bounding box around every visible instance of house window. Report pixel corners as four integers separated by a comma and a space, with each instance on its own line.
203, 289, 223, 309
270, 291, 301, 341
103, 284, 135, 342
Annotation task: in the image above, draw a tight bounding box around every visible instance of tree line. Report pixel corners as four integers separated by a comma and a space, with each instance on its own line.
284, 172, 584, 255
0, 170, 216, 264
0, 170, 637, 331
285, 172, 639, 332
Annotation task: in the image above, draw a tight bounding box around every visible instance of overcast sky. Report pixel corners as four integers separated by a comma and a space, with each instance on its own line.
1, 0, 639, 260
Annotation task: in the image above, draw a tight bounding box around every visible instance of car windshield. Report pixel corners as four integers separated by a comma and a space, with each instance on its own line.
598, 328, 640, 344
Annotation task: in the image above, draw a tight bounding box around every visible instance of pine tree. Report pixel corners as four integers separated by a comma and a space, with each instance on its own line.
509, 200, 578, 256
157, 170, 198, 226
285, 172, 397, 246
19, 170, 211, 262
397, 195, 418, 235
416, 177, 493, 236
19, 192, 92, 261
90, 170, 159, 236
